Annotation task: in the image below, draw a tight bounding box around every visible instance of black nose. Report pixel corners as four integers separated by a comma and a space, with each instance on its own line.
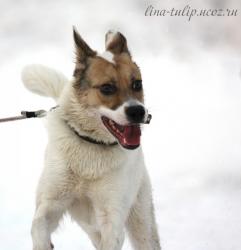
126, 105, 145, 123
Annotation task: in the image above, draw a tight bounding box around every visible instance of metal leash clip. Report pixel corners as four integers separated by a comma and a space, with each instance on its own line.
21, 110, 47, 118
0, 109, 47, 123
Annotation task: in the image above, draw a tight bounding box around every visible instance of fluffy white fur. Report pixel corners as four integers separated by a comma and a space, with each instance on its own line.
97, 51, 115, 64
22, 65, 160, 250
22, 64, 68, 100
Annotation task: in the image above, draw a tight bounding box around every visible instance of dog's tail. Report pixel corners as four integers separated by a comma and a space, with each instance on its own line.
21, 64, 68, 101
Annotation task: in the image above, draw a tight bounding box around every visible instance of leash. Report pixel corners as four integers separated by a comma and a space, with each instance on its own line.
0, 106, 59, 123
0, 108, 152, 124
0, 109, 48, 123
0, 106, 152, 147
0, 106, 118, 147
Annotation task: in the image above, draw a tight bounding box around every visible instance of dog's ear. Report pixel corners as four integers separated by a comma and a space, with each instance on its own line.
105, 30, 130, 55
73, 27, 96, 79
73, 27, 96, 63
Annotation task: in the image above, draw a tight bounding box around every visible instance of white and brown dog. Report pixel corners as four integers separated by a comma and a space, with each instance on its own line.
22, 28, 161, 250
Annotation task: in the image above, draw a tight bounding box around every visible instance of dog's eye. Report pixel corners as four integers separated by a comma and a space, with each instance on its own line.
99, 84, 117, 95
132, 80, 142, 91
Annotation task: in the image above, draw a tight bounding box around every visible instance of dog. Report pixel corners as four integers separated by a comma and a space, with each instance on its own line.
22, 28, 161, 250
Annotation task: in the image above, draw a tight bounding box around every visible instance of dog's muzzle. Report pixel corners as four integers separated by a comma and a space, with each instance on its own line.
125, 105, 152, 125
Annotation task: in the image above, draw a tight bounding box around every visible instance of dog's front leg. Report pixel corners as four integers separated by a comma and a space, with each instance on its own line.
126, 171, 161, 250
94, 206, 125, 250
31, 199, 68, 250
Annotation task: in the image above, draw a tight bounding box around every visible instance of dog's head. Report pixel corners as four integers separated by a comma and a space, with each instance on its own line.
65, 28, 150, 150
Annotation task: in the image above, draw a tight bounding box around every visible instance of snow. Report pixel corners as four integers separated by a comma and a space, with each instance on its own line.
0, 0, 241, 250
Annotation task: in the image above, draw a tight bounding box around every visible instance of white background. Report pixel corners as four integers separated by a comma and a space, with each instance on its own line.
0, 0, 241, 249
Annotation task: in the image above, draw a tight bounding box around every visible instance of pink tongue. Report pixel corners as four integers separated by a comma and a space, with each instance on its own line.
123, 125, 141, 145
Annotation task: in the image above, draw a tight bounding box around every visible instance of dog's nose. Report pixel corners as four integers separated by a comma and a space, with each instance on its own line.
126, 105, 145, 123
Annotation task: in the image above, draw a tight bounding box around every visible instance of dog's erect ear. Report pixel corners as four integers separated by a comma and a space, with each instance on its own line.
105, 30, 130, 55
73, 27, 96, 62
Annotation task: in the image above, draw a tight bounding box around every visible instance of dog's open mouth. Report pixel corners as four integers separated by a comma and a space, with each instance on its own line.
102, 116, 141, 150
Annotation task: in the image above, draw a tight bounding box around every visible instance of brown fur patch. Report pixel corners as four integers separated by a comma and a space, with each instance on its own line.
73, 53, 143, 110
105, 32, 129, 55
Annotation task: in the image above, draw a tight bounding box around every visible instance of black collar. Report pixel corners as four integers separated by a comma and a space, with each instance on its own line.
74, 131, 118, 146
67, 122, 118, 147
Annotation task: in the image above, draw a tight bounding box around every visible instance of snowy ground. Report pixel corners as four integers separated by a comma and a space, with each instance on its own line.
0, 1, 241, 250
